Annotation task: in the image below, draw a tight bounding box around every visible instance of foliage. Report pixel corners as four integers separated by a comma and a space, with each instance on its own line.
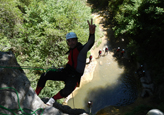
0, 0, 23, 39
107, 0, 164, 112
109, 0, 164, 82
87, 0, 109, 10
0, 0, 102, 103
86, 0, 164, 112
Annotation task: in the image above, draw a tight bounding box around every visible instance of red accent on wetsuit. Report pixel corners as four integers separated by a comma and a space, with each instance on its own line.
35, 86, 43, 95
117, 49, 120, 52
53, 92, 63, 100
99, 51, 102, 54
121, 51, 125, 54
67, 48, 79, 69
105, 48, 108, 51
89, 56, 92, 59
53, 82, 78, 99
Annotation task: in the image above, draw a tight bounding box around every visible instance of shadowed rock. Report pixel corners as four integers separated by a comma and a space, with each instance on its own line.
0, 51, 88, 115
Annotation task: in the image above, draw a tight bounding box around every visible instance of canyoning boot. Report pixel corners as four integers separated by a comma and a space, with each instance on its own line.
46, 98, 55, 106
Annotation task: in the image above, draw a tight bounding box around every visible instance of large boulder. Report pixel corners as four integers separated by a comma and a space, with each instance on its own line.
0, 51, 88, 115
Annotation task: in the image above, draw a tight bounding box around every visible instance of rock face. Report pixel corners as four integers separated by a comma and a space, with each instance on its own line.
136, 64, 154, 98
0, 51, 88, 115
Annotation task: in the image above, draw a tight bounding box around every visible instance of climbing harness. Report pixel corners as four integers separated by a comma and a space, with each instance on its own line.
0, 87, 44, 115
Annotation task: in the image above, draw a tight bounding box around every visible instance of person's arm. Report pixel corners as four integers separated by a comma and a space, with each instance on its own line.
76, 19, 96, 74
86, 19, 96, 49
87, 34, 95, 51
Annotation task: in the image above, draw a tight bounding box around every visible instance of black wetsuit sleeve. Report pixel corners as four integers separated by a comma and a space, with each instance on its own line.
87, 34, 95, 50
76, 34, 95, 74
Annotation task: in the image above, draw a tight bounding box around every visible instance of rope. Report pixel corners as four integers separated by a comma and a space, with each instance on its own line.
72, 92, 75, 108
0, 65, 45, 71
0, 66, 57, 114
0, 65, 57, 72
0, 87, 44, 115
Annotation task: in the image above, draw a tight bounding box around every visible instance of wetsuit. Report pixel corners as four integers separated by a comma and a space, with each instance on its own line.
36, 34, 95, 98
89, 55, 92, 61
105, 48, 108, 52
99, 50, 102, 55
116, 49, 120, 52
120, 50, 125, 57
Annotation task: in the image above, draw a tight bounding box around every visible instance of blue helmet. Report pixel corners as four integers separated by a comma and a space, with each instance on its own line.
66, 32, 77, 40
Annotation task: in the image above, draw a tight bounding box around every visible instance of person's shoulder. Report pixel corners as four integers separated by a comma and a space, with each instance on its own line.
77, 42, 83, 51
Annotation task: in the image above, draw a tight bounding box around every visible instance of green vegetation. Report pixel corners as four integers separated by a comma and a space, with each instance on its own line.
88, 0, 109, 10
0, 0, 102, 103
109, 0, 164, 92
1, 0, 163, 112
88, 0, 164, 114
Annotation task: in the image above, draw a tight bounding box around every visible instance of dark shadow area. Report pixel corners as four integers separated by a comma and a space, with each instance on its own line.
83, 72, 138, 114
87, 0, 136, 65
0, 51, 36, 114
41, 97, 87, 115
87, 0, 109, 11
86, 62, 90, 65
85, 1, 141, 114
87, 0, 138, 79
87, 0, 138, 76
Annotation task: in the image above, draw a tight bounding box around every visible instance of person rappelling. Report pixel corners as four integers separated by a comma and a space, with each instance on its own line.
98, 49, 102, 58
104, 46, 108, 55
89, 54, 93, 63
114, 47, 120, 57
136, 64, 144, 76
87, 100, 93, 114
120, 49, 125, 57
35, 19, 96, 106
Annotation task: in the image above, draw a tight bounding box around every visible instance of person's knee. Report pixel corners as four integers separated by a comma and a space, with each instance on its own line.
38, 73, 47, 87
40, 73, 47, 80
60, 89, 73, 97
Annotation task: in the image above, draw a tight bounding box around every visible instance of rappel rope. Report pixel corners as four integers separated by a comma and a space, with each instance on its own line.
0, 65, 57, 73
0, 87, 44, 115
0, 65, 57, 114
0, 65, 77, 112
72, 92, 75, 108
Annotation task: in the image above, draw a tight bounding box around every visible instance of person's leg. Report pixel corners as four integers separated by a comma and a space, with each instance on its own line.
35, 70, 67, 95
35, 86, 43, 95
46, 77, 78, 106
35, 73, 45, 95
53, 78, 78, 100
